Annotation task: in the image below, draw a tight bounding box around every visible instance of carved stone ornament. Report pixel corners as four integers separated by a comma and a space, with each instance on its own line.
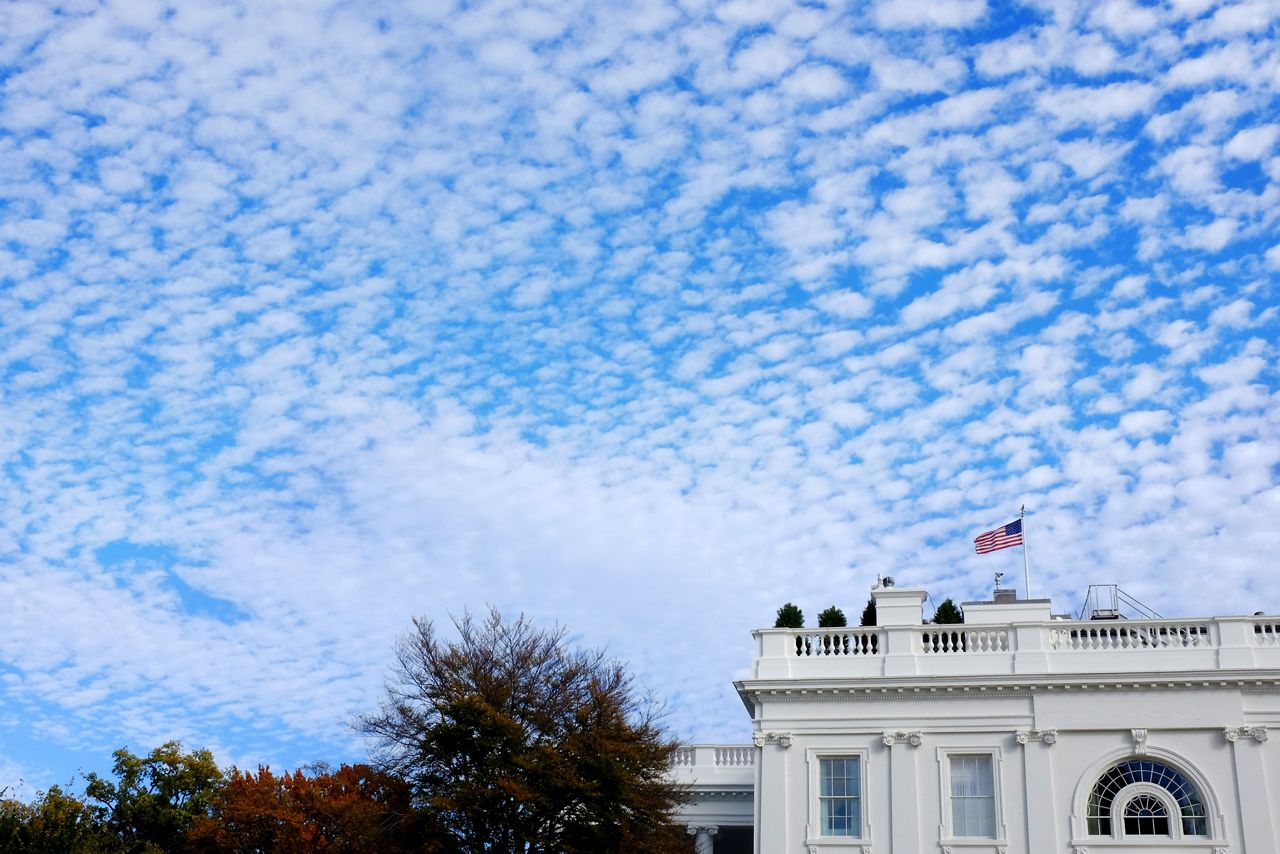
686, 824, 718, 836
1224, 726, 1268, 743
1131, 728, 1148, 755
998, 847, 1008, 854
1016, 728, 1058, 745
752, 731, 792, 749
882, 730, 923, 746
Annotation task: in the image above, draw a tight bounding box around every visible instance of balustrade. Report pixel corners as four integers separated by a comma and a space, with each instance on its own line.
792, 628, 881, 657
1049, 620, 1213, 651
1254, 621, 1280, 647
920, 628, 1009, 654
714, 745, 755, 767
755, 615, 1277, 680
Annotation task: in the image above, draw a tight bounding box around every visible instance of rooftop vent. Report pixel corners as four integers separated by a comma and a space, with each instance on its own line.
993, 588, 1017, 603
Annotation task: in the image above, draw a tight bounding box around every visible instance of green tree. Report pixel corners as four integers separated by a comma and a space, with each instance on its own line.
932, 598, 964, 624
859, 597, 876, 627
1, 784, 110, 853
358, 609, 688, 854
774, 603, 804, 628
817, 606, 847, 628
84, 741, 223, 853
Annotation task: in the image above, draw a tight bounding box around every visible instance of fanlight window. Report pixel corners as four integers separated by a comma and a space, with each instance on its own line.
1122, 794, 1169, 836
1087, 760, 1208, 837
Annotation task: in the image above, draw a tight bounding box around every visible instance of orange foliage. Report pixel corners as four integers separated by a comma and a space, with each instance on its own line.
187, 763, 417, 852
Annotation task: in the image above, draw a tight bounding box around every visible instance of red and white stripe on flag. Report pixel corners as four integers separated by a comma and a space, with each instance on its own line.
974, 519, 1023, 554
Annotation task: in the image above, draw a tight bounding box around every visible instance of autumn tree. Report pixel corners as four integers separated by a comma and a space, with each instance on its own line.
83, 741, 223, 852
187, 763, 420, 853
359, 609, 687, 853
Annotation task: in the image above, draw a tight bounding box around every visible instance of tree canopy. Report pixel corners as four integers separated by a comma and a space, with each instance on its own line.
83, 742, 223, 853
358, 608, 688, 853
859, 597, 876, 627
817, 606, 847, 628
932, 598, 964, 624
186, 763, 418, 853
774, 602, 804, 628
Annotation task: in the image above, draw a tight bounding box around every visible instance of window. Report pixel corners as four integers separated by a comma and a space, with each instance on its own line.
1123, 794, 1170, 836
818, 757, 861, 837
1086, 759, 1208, 838
949, 754, 996, 838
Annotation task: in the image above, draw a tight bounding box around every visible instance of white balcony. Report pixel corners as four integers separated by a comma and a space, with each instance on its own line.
750, 615, 1280, 681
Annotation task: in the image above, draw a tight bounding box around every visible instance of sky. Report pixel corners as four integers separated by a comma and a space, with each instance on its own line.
1, 0, 1278, 796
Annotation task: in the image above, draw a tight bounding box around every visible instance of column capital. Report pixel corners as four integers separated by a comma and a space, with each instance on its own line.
1016, 728, 1058, 745
753, 731, 792, 748
882, 729, 923, 747
1224, 726, 1268, 743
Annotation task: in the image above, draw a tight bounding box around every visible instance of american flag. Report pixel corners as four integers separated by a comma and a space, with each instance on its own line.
974, 519, 1023, 554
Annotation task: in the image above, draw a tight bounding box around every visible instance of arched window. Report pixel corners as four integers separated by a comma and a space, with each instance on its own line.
1086, 760, 1208, 837
1122, 794, 1169, 836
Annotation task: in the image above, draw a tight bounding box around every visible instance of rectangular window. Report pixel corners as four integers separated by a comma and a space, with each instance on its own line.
950, 754, 996, 837
819, 756, 861, 837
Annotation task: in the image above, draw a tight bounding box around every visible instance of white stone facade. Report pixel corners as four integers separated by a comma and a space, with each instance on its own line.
678, 586, 1280, 854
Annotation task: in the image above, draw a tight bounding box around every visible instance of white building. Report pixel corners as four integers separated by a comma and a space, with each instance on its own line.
674, 584, 1280, 854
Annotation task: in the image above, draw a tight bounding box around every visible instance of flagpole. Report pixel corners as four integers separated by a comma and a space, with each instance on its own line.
1021, 504, 1032, 599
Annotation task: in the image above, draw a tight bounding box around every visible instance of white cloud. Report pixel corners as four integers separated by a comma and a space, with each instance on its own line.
874, 0, 988, 29
1224, 125, 1279, 161
781, 64, 847, 101
1, 0, 1277, 793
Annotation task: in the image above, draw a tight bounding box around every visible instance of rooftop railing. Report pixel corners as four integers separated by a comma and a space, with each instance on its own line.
669, 744, 756, 787
751, 616, 1280, 680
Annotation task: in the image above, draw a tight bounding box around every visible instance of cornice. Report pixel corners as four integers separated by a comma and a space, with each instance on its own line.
735, 673, 1280, 701
681, 788, 753, 799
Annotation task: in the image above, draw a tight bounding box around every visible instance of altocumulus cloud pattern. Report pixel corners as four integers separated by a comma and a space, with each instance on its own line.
1, 0, 1278, 792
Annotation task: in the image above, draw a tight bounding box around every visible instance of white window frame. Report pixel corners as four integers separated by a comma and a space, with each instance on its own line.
806, 748, 871, 848
936, 747, 1007, 847
1112, 783, 1184, 841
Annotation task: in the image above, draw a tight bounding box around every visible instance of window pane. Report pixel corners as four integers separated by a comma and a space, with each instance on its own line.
951, 755, 996, 838
819, 756, 860, 837
1087, 759, 1207, 838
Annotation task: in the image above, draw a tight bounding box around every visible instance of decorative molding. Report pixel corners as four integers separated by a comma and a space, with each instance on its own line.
752, 731, 792, 749
1131, 728, 1148, 755
1224, 725, 1268, 743
685, 824, 718, 835
684, 788, 752, 799
1016, 728, 1058, 745
998, 847, 1008, 854
882, 730, 923, 746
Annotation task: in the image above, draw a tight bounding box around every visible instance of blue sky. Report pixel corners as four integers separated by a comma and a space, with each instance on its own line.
1, 0, 1278, 795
